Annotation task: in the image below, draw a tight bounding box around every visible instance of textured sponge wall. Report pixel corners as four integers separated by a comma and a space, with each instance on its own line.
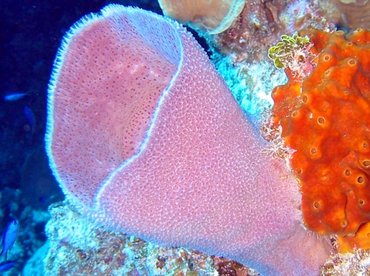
46, 7, 180, 206
91, 6, 302, 273
272, 29, 370, 236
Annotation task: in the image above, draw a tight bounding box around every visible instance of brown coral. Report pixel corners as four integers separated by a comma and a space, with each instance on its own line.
330, 0, 370, 30
271, 29, 370, 241
158, 0, 245, 34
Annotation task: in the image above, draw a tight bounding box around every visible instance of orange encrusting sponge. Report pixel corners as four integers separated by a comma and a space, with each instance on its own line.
337, 221, 370, 252
271, 29, 370, 242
